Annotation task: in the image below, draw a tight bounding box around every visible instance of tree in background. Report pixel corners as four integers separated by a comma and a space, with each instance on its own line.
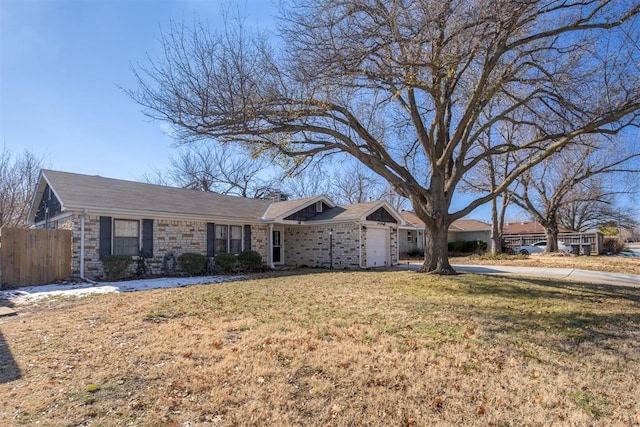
0, 146, 44, 228
557, 184, 639, 233
141, 143, 285, 199
279, 163, 333, 199
462, 116, 521, 255
509, 136, 640, 252
130, 1, 640, 273
331, 163, 383, 204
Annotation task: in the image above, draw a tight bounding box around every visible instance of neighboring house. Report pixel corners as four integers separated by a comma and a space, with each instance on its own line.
502, 221, 572, 235
27, 170, 403, 280
398, 210, 491, 256
502, 220, 602, 254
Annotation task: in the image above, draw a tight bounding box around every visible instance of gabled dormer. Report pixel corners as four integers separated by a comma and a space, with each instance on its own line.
262, 195, 336, 223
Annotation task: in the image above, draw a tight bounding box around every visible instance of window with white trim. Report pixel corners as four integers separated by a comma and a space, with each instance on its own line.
113, 219, 140, 256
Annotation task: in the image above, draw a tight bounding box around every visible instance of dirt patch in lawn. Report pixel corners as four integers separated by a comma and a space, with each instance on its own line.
1, 270, 639, 426
451, 253, 640, 275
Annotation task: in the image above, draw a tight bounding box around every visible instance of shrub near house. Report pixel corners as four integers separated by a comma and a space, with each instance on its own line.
102, 255, 133, 281
178, 253, 207, 276
448, 240, 488, 254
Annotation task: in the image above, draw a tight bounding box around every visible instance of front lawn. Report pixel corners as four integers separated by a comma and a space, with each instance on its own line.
1, 270, 638, 425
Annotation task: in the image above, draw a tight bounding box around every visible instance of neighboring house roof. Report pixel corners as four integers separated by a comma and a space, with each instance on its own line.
30, 169, 272, 222
399, 210, 490, 231
503, 221, 572, 235
449, 219, 491, 231
399, 210, 423, 228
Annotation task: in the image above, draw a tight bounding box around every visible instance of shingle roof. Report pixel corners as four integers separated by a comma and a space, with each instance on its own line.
311, 201, 379, 221
399, 210, 423, 227
503, 221, 572, 234
399, 210, 490, 231
449, 219, 491, 231
38, 169, 271, 221
33, 170, 408, 226
311, 201, 403, 223
262, 196, 332, 220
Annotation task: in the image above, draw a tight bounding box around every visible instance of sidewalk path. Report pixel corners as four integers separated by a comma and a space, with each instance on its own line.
400, 263, 640, 288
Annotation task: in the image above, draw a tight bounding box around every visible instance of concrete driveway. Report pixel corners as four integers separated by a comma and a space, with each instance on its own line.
400, 263, 640, 288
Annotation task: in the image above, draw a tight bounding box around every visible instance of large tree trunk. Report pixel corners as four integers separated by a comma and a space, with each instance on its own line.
419, 221, 456, 274
544, 226, 559, 252
489, 198, 501, 255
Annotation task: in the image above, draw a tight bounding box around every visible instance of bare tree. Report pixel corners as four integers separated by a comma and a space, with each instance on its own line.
129, 1, 640, 273
281, 164, 333, 199
0, 146, 45, 228
463, 118, 521, 255
142, 143, 283, 198
379, 185, 410, 212
285, 161, 410, 208
509, 136, 640, 251
330, 163, 384, 204
557, 184, 639, 232
466, 157, 515, 255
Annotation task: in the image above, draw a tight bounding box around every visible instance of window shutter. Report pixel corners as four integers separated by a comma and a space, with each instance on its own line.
207, 223, 215, 257
99, 216, 112, 259
244, 225, 251, 251
142, 219, 154, 257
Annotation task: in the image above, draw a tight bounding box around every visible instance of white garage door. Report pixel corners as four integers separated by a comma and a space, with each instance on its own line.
367, 227, 389, 267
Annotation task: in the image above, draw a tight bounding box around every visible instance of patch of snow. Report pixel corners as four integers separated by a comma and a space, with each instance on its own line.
0, 275, 247, 305
618, 251, 640, 257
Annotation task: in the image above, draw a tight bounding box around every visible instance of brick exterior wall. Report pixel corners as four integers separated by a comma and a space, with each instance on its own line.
284, 223, 398, 269
391, 227, 399, 265
62, 214, 398, 279
61, 214, 101, 279
64, 214, 267, 280
251, 225, 269, 265
285, 223, 362, 269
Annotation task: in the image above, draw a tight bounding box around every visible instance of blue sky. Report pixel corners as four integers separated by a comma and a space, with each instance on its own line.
0, 0, 517, 221
1, 0, 277, 181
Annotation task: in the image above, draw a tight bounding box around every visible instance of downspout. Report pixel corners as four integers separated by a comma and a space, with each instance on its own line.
80, 209, 86, 280
359, 223, 363, 269
268, 223, 274, 269
395, 227, 399, 266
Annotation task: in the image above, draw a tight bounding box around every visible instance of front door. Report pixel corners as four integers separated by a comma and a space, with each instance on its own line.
272, 230, 282, 264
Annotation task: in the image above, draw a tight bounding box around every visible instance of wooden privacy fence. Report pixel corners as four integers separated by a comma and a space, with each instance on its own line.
0, 228, 72, 289
502, 232, 603, 255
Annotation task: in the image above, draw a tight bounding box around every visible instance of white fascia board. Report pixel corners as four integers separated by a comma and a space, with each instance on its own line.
27, 171, 51, 223
363, 220, 399, 229
291, 218, 360, 226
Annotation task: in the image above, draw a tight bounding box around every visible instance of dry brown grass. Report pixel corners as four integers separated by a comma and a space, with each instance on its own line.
1, 270, 639, 426
452, 253, 640, 275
